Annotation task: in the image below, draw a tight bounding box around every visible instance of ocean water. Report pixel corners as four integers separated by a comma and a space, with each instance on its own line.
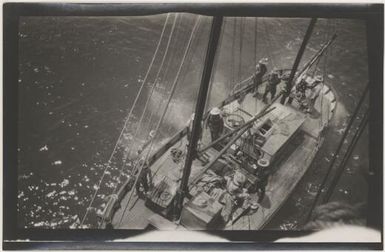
17, 14, 368, 229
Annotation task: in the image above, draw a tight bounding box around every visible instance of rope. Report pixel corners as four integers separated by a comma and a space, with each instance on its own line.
117, 16, 202, 226
231, 18, 237, 88
254, 17, 258, 66
305, 83, 369, 224
145, 15, 183, 135
109, 14, 179, 197
239, 17, 244, 81
79, 13, 171, 227
322, 109, 369, 203
262, 19, 277, 69
318, 20, 331, 132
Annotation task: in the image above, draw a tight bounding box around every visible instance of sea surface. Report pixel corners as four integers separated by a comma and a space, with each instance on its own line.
17, 14, 369, 229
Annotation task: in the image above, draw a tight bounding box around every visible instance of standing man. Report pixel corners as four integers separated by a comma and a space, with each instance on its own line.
206, 107, 224, 142
252, 58, 268, 97
308, 75, 323, 112
262, 69, 281, 103
255, 164, 270, 203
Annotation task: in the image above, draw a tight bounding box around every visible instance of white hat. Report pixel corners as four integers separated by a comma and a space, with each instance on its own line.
233, 171, 246, 187
210, 107, 221, 115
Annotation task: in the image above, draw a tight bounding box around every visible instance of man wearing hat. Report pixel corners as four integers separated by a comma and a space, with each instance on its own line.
206, 107, 224, 142
225, 171, 248, 197
252, 58, 268, 97
263, 69, 281, 103
220, 170, 249, 222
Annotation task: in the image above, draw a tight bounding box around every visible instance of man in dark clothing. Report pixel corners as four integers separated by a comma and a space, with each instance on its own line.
252, 58, 268, 97
262, 70, 281, 103
135, 160, 152, 198
255, 165, 270, 203
206, 107, 224, 142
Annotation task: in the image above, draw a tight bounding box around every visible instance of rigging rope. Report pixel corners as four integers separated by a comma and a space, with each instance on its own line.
117, 16, 202, 226
262, 18, 277, 69
231, 18, 237, 89
145, 15, 183, 135
239, 17, 244, 81
305, 83, 369, 224
322, 109, 369, 203
254, 17, 258, 66
318, 20, 331, 132
79, 13, 171, 227
110, 14, 179, 196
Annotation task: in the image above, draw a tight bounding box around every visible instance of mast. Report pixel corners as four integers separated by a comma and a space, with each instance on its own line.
280, 18, 317, 105
174, 16, 223, 219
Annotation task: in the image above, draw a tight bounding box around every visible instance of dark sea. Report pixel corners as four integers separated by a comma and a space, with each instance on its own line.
17, 14, 368, 229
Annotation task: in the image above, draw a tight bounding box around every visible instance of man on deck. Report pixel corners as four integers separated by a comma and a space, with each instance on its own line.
262, 69, 281, 103
254, 164, 270, 203
252, 58, 268, 97
206, 107, 224, 142
308, 75, 324, 112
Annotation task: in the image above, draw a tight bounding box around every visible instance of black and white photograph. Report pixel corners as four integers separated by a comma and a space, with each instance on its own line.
3, 2, 383, 249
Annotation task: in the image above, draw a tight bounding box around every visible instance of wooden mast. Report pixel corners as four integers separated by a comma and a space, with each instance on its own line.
174, 16, 224, 219
280, 18, 317, 105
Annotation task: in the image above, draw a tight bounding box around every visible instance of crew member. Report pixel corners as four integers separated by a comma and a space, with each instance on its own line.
225, 170, 249, 200
252, 58, 268, 97
263, 69, 281, 103
135, 160, 152, 198
308, 75, 323, 111
255, 164, 270, 203
221, 170, 250, 222
206, 107, 224, 142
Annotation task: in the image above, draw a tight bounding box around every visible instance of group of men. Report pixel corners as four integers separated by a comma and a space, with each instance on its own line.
252, 57, 324, 110
252, 58, 281, 104
133, 60, 325, 205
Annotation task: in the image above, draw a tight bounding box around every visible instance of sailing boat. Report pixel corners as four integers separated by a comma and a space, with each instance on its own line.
95, 16, 338, 230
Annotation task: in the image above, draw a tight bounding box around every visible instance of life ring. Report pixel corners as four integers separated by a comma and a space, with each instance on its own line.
257, 158, 270, 168
225, 113, 245, 128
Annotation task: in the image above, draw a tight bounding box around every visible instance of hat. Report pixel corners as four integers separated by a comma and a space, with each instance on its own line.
258, 58, 268, 64
314, 75, 323, 83
233, 171, 246, 187
210, 107, 221, 115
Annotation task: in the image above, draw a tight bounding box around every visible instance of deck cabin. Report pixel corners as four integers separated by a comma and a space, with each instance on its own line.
109, 75, 336, 230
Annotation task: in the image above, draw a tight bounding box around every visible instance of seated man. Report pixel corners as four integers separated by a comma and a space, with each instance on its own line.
220, 170, 250, 222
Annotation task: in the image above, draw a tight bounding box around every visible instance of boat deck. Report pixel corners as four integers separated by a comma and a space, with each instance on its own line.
112, 82, 334, 230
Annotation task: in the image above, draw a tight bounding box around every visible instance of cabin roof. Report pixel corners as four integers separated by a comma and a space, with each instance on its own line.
258, 103, 306, 157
